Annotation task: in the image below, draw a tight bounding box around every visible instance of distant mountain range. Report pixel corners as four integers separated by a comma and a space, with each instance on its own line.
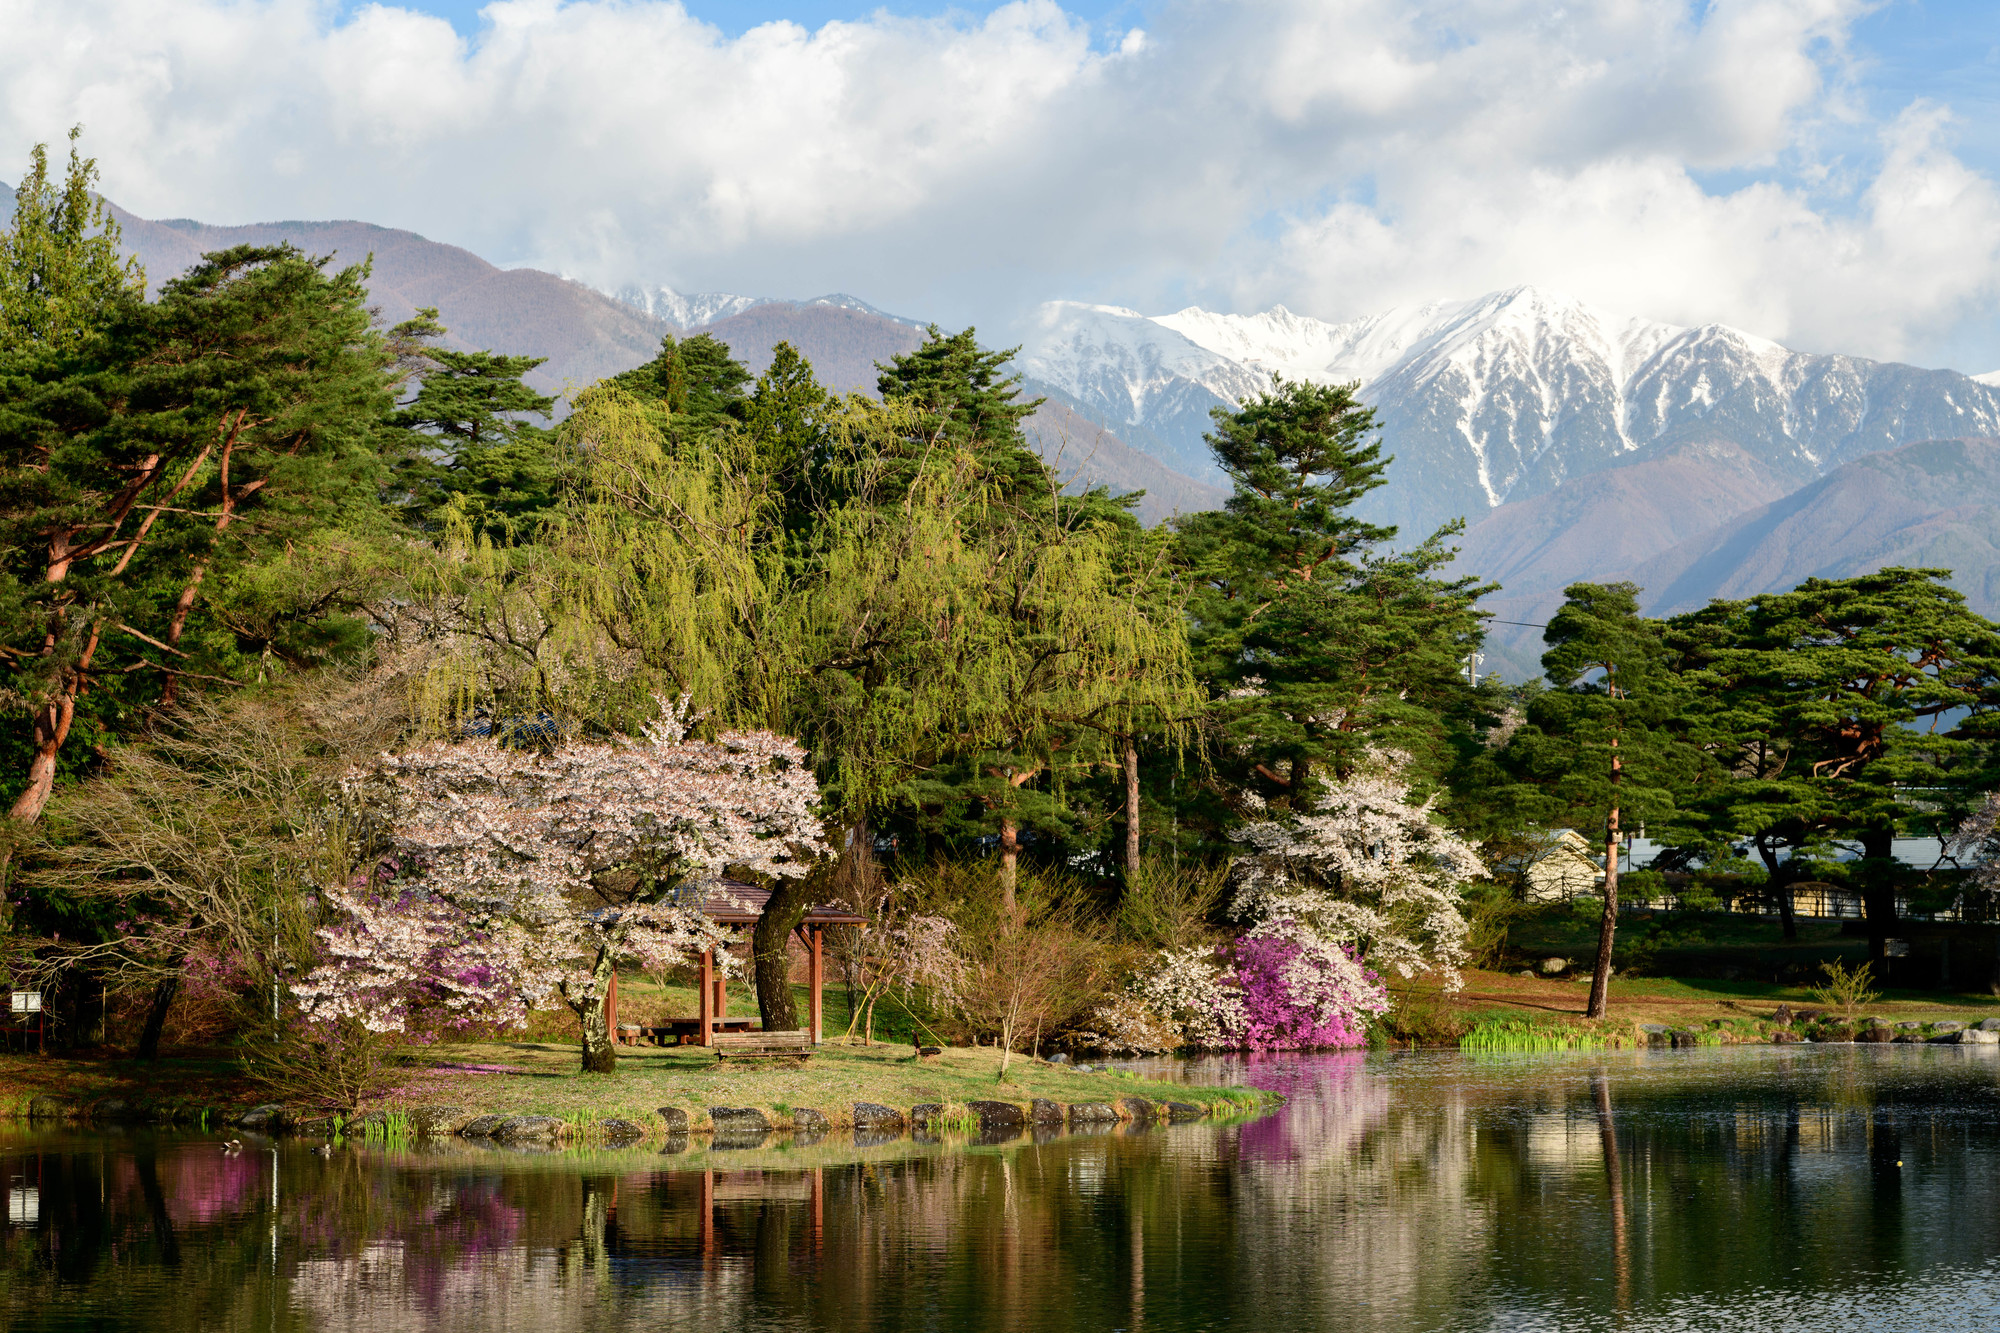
1020, 287, 2000, 537
1463, 435, 2000, 677
73, 199, 2000, 672
96, 206, 1213, 523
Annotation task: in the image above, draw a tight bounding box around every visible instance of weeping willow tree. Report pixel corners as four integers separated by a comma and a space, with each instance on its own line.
404, 359, 1199, 1026
393, 383, 776, 736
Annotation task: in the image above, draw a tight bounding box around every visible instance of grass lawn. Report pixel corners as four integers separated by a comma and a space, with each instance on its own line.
1445, 965, 2000, 1028
0, 971, 1273, 1129
387, 1039, 1268, 1131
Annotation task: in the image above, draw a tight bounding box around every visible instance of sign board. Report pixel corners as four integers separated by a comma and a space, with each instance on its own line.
1884, 940, 1911, 958
8, 991, 40, 1014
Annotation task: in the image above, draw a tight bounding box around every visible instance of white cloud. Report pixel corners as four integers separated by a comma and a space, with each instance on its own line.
2, 0, 1996, 365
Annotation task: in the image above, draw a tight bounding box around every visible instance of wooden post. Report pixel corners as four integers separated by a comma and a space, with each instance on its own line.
714, 964, 726, 1023
605, 970, 619, 1040
809, 924, 823, 1045
698, 947, 714, 1047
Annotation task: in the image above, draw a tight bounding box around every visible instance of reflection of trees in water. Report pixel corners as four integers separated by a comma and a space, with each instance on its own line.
1227, 1055, 1491, 1330
13, 1051, 2000, 1331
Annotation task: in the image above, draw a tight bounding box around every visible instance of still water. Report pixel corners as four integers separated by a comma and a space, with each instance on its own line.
8, 1046, 2000, 1331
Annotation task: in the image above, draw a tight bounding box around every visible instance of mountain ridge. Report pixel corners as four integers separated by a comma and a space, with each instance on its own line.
1023, 286, 2000, 538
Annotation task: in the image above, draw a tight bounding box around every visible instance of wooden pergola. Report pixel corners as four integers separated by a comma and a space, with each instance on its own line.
606, 882, 867, 1047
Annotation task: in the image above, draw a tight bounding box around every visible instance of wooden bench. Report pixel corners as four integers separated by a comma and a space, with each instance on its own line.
711, 1030, 816, 1063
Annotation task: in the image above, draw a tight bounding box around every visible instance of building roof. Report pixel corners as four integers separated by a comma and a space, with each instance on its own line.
691, 879, 869, 926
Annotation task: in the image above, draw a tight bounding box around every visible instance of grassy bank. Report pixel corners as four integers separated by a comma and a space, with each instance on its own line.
390, 1040, 1270, 1130
0, 1039, 1274, 1131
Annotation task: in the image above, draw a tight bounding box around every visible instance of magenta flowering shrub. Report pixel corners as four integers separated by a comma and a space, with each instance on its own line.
1097, 928, 1387, 1052
1224, 930, 1386, 1049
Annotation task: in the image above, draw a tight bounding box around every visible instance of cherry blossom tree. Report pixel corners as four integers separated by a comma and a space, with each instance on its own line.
1947, 793, 2000, 903
294, 698, 827, 1071
1228, 754, 1481, 991
1094, 755, 1478, 1052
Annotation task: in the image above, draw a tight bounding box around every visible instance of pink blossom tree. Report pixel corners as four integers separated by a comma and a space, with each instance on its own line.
294, 698, 828, 1071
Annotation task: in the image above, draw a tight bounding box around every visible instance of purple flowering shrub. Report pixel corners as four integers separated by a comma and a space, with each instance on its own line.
1225, 933, 1384, 1049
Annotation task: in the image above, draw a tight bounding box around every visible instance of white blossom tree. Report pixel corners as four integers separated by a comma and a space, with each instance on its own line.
1229, 754, 1483, 992
295, 698, 828, 1071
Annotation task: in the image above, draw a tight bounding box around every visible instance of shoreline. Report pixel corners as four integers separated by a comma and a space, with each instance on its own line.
0, 1040, 1281, 1142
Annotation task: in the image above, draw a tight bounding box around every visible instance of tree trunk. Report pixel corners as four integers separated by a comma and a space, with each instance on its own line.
998, 816, 1019, 913
8, 621, 101, 829
753, 876, 816, 1032
1122, 739, 1141, 882
137, 972, 181, 1061
1587, 741, 1621, 1021
573, 945, 620, 1074
1858, 824, 1899, 968
1755, 838, 1797, 941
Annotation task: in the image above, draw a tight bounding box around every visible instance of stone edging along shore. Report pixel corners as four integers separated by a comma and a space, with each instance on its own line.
14, 1094, 1249, 1144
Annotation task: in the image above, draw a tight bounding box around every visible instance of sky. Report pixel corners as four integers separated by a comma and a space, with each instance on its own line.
6, 1, 2000, 369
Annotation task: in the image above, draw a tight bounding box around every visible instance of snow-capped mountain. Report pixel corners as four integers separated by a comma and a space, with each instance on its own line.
1023, 287, 2000, 536
613, 286, 767, 328
1018, 302, 1269, 480
610, 285, 924, 331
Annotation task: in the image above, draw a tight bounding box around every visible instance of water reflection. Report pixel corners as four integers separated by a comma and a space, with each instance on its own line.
8, 1046, 2000, 1331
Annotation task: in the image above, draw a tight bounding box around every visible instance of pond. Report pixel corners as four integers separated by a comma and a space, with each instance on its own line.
7, 1045, 2000, 1331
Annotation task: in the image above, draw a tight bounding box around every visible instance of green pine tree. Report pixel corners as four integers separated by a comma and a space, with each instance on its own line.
1177, 376, 1491, 806
0, 128, 145, 349
1, 243, 405, 923
609, 333, 752, 430
1667, 569, 2000, 962
388, 317, 560, 541
1498, 583, 1710, 1016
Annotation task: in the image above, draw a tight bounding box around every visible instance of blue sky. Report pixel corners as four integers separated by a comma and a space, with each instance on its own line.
384, 0, 1154, 39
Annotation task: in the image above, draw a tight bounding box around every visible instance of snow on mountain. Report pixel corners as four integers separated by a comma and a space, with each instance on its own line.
797, 293, 927, 327
1023, 286, 2000, 536
1977, 370, 2000, 387
1017, 302, 1269, 479
609, 286, 924, 332
613, 285, 767, 329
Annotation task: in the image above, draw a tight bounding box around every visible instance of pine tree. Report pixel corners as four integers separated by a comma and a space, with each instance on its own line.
1, 244, 403, 924
0, 128, 145, 349
1668, 569, 2000, 962
744, 340, 837, 530
388, 317, 560, 541
609, 333, 751, 430
1499, 583, 1708, 1017
1178, 377, 1490, 805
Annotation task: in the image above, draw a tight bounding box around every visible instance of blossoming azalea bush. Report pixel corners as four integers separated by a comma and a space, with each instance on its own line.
293, 697, 828, 1071
1227, 929, 1386, 1049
